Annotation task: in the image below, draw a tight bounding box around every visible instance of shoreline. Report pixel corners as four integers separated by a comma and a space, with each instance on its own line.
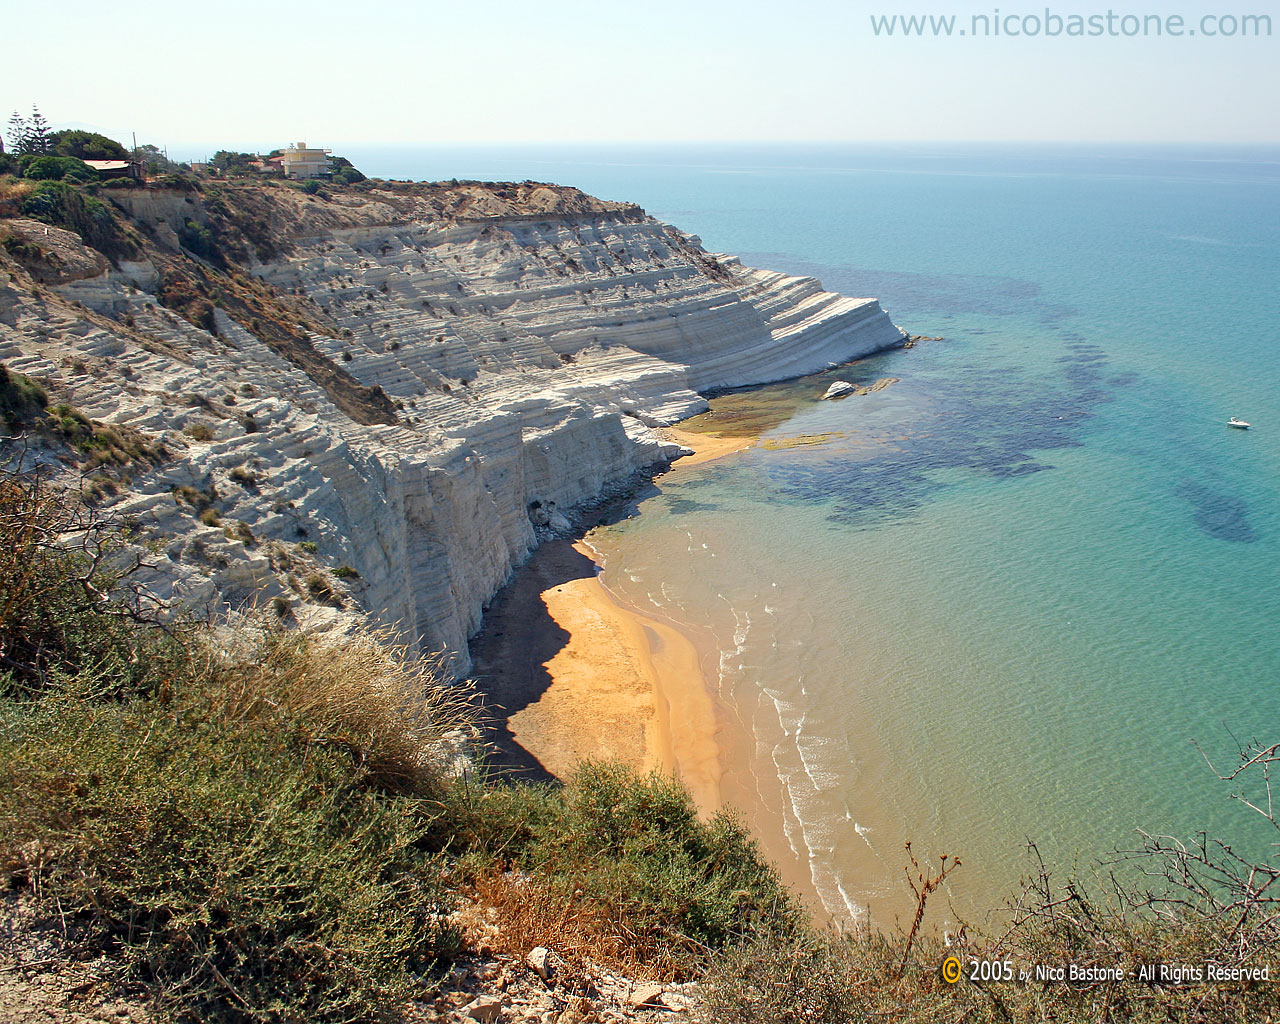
467, 374, 923, 926
468, 429, 751, 816
655, 425, 756, 469
573, 539, 723, 813
468, 428, 836, 918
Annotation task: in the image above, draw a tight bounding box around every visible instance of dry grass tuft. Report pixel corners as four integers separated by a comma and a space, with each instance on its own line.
0, 178, 38, 208
465, 869, 690, 979
209, 624, 473, 795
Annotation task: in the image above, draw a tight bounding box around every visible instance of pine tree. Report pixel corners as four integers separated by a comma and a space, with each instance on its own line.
26, 105, 50, 154
6, 110, 27, 155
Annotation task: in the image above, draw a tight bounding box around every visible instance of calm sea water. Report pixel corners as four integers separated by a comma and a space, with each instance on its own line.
352, 143, 1280, 926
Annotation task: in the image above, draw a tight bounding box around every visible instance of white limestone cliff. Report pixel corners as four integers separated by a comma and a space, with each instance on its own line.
0, 182, 904, 672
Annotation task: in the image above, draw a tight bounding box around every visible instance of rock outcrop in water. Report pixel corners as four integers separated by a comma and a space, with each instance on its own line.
0, 179, 904, 670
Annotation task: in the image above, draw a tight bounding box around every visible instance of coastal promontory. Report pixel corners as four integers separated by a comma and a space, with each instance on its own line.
0, 176, 904, 667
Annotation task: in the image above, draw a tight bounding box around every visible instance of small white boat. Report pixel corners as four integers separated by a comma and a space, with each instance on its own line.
1227, 417, 1251, 429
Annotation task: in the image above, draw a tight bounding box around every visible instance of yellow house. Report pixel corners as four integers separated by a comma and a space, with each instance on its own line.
280, 142, 331, 179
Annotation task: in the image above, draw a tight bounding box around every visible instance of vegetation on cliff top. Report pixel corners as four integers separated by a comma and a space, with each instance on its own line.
0, 121, 399, 428
0, 470, 807, 1021
1, 468, 1277, 1023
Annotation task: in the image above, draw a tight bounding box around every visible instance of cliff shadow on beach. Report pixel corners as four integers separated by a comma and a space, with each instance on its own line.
467, 540, 600, 785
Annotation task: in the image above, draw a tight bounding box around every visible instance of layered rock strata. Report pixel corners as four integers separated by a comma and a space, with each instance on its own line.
0, 181, 904, 671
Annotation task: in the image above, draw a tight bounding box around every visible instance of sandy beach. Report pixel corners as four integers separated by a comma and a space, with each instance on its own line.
657, 425, 756, 469
468, 432, 752, 816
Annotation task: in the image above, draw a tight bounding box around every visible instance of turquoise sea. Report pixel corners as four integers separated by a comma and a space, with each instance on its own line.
353, 143, 1280, 926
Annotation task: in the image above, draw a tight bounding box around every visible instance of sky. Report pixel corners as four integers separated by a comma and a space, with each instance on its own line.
5, 0, 1279, 156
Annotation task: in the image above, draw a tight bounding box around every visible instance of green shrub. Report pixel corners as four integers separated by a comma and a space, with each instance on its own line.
179, 219, 217, 261
0, 474, 469, 1018
0, 654, 460, 1022
210, 150, 257, 175
0, 475, 189, 702
48, 401, 93, 446
2, 382, 163, 469
1, 231, 42, 261
20, 154, 97, 182
441, 761, 799, 975
0, 363, 49, 430
17, 180, 131, 258
700, 930, 862, 1024
298, 540, 319, 554
48, 129, 128, 161
151, 173, 196, 190
333, 564, 360, 579
329, 157, 366, 185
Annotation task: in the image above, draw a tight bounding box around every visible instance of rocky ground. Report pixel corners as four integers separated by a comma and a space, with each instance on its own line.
413, 949, 698, 1023
0, 892, 700, 1024
0, 895, 149, 1024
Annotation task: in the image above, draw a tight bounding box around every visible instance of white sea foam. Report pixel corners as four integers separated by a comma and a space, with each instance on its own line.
835, 879, 869, 928
772, 756, 806, 859
796, 732, 842, 793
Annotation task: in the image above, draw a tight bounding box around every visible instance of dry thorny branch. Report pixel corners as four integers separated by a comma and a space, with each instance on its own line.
1108, 736, 1280, 962
998, 736, 1280, 967
898, 841, 961, 976
0, 459, 174, 690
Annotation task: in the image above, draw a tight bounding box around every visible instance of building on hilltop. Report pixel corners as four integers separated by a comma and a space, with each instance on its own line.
84, 159, 138, 180
280, 142, 331, 179
248, 154, 285, 174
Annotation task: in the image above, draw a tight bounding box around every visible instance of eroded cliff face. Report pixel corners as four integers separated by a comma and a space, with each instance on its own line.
0, 180, 904, 670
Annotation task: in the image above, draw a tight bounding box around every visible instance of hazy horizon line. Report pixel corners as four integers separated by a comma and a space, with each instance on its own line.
148, 138, 1280, 161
